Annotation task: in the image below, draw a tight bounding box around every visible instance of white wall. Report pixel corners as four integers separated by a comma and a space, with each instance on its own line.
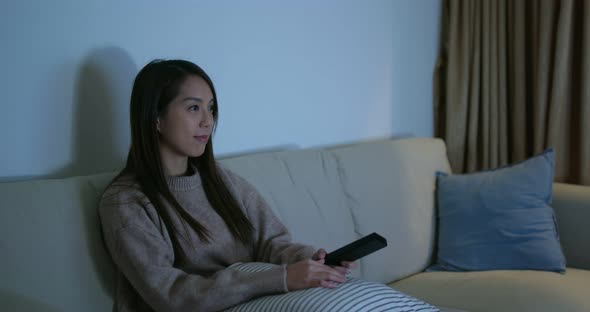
0, 0, 441, 180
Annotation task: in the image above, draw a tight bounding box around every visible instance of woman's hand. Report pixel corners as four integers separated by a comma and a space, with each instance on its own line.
312, 248, 358, 275
286, 258, 346, 291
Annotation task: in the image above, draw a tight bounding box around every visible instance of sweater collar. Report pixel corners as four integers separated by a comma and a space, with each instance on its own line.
165, 165, 202, 191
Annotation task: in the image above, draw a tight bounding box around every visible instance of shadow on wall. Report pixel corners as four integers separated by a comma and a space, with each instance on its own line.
53, 47, 137, 178
0, 289, 60, 312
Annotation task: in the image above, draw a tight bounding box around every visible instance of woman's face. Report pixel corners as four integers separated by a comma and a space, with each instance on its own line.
157, 75, 214, 163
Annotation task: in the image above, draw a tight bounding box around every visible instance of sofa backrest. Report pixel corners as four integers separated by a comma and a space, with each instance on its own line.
222, 138, 452, 283
0, 172, 117, 312
220, 142, 361, 274
0, 137, 451, 311
327, 138, 451, 281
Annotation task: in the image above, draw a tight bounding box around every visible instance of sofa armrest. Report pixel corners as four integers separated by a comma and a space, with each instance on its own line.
552, 182, 590, 270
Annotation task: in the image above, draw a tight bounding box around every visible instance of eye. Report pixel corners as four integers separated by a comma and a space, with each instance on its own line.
208, 105, 215, 112
189, 105, 199, 112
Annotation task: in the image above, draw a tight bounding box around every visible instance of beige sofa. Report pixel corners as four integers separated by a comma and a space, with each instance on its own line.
0, 138, 588, 312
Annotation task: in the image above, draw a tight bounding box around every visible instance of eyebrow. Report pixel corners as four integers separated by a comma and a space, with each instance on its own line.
182, 97, 214, 104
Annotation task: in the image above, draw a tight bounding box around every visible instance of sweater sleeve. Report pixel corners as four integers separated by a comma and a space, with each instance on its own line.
99, 190, 288, 312
220, 168, 317, 264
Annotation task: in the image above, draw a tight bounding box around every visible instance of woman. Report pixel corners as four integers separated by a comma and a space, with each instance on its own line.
99, 59, 354, 311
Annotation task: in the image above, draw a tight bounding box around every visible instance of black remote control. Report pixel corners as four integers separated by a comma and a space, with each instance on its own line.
324, 233, 387, 266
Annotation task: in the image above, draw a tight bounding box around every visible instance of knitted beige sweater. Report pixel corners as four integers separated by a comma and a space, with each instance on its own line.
99, 165, 316, 312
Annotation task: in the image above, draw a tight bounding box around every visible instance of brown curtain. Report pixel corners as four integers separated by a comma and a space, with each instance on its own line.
435, 0, 590, 185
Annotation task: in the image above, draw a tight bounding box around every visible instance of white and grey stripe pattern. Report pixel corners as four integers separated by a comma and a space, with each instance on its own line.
225, 263, 440, 312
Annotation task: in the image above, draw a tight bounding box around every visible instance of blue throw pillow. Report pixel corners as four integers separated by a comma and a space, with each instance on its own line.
429, 148, 566, 273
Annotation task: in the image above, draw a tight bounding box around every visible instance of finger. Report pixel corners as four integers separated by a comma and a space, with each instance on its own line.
326, 266, 347, 278
307, 258, 324, 267
316, 271, 346, 283
312, 248, 327, 261
341, 261, 358, 269
320, 280, 340, 288
307, 258, 325, 268
312, 261, 346, 280
331, 266, 348, 275
314, 263, 340, 274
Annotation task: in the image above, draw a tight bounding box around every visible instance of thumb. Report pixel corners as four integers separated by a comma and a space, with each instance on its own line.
313, 248, 327, 260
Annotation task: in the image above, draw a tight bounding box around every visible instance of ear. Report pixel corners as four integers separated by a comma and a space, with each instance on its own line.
156, 117, 161, 133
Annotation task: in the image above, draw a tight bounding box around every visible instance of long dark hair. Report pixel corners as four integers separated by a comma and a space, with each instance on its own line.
118, 59, 253, 256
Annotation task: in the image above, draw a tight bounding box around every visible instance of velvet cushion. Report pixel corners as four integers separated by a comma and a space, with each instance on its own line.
429, 149, 566, 273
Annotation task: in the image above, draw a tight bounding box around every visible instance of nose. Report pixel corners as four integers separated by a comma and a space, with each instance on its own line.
200, 110, 213, 128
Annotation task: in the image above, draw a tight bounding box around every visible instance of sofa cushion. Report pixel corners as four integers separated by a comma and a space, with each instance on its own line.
430, 149, 566, 273
390, 268, 590, 312
327, 138, 452, 284
0, 173, 117, 312
552, 182, 590, 270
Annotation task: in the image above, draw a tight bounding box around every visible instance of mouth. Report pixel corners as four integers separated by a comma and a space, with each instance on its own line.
194, 135, 210, 143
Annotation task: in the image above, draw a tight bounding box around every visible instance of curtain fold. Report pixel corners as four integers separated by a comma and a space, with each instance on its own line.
435, 0, 590, 185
